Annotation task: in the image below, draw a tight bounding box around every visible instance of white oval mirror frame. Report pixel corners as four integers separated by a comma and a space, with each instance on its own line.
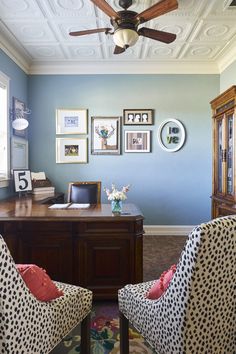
157, 119, 186, 152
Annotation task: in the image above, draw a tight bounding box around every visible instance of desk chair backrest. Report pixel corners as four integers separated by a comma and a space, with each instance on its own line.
67, 181, 101, 204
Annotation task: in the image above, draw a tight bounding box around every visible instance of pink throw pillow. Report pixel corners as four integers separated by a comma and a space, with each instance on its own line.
16, 264, 63, 302
146, 264, 176, 300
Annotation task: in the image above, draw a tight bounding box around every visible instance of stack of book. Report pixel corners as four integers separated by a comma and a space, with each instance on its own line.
32, 177, 55, 195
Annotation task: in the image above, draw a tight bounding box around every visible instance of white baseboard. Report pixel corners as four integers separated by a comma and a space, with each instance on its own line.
144, 225, 195, 236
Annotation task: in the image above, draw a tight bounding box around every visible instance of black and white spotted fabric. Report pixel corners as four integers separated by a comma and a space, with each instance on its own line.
119, 216, 236, 354
0, 235, 92, 354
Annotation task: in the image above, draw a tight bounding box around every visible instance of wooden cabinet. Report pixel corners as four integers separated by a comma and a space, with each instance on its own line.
0, 198, 143, 299
210, 86, 236, 217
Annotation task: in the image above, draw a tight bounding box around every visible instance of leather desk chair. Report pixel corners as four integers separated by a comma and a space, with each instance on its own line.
67, 181, 101, 204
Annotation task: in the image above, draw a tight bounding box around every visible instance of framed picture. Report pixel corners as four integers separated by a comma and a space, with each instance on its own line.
11, 136, 29, 170
125, 130, 151, 153
157, 119, 186, 152
12, 97, 28, 138
56, 137, 88, 163
56, 109, 88, 134
13, 169, 32, 192
91, 116, 121, 155
123, 109, 153, 125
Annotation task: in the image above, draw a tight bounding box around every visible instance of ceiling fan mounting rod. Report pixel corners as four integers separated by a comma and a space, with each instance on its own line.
119, 0, 132, 10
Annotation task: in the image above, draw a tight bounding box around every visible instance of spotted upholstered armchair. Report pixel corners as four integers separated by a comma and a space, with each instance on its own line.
0, 235, 92, 354
118, 215, 236, 354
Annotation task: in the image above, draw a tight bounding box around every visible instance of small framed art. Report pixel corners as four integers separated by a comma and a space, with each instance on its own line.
11, 136, 29, 170
157, 119, 186, 152
13, 169, 32, 192
56, 138, 88, 163
123, 109, 153, 125
125, 130, 151, 153
56, 109, 88, 134
91, 116, 121, 155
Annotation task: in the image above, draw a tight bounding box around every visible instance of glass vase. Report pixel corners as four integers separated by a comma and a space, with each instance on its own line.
111, 200, 122, 214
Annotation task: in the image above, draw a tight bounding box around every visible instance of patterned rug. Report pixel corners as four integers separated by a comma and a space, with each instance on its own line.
51, 301, 156, 354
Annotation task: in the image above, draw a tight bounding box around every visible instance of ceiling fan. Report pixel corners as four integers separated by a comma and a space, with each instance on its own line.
69, 0, 178, 54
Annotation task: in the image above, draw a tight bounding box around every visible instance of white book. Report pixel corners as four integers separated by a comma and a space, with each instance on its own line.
67, 203, 90, 209
48, 203, 70, 209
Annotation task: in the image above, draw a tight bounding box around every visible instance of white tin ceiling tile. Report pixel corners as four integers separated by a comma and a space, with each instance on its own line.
174, 0, 207, 17
44, 0, 95, 18
3, 20, 57, 42
146, 43, 182, 59
24, 44, 65, 59
65, 44, 103, 60
192, 20, 236, 42
54, 19, 99, 42
209, 0, 236, 17
0, 0, 43, 19
152, 19, 194, 41
181, 43, 223, 60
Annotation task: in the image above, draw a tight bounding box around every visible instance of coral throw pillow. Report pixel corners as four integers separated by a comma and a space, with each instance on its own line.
146, 264, 176, 300
16, 264, 63, 302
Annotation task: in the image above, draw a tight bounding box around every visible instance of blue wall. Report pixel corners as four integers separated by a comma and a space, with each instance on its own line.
28, 74, 219, 225
0, 49, 28, 199
220, 60, 236, 92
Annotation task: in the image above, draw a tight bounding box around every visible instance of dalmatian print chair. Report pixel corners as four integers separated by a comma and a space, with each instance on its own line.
0, 234, 93, 354
118, 215, 236, 354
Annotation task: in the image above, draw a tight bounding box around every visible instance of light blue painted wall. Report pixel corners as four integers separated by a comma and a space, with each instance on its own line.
28, 74, 219, 225
220, 60, 236, 92
0, 49, 28, 199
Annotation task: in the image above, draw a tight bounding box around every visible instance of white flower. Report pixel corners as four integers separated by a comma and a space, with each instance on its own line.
104, 184, 130, 201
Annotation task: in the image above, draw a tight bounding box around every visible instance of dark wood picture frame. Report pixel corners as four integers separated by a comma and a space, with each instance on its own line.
123, 109, 153, 125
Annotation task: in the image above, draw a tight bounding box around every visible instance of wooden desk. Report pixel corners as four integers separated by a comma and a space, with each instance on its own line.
0, 196, 144, 299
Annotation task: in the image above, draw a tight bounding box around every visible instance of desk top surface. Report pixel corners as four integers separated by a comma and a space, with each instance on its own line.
0, 195, 143, 221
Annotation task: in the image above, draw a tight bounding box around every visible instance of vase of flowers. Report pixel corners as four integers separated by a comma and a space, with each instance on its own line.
104, 184, 130, 215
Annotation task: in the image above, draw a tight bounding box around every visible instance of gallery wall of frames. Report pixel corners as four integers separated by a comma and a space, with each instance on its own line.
55, 107, 186, 164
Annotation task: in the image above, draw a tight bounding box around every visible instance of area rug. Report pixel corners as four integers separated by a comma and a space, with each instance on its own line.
51, 301, 156, 354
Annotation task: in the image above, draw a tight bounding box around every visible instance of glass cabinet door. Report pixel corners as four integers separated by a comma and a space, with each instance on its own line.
216, 117, 223, 194
226, 113, 234, 196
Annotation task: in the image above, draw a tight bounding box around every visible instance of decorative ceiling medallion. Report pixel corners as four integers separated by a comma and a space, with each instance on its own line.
191, 46, 211, 56
157, 119, 186, 152
57, 0, 83, 11
35, 47, 56, 57
205, 25, 229, 37
153, 47, 172, 56
2, 0, 28, 11
21, 26, 45, 39
75, 48, 95, 56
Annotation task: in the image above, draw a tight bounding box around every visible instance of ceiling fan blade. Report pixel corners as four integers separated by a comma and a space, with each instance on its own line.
113, 45, 126, 55
135, 0, 178, 24
138, 27, 176, 43
90, 0, 120, 19
69, 28, 112, 36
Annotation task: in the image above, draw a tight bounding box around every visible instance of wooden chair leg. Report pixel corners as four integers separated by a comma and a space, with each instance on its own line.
81, 313, 91, 354
119, 311, 129, 354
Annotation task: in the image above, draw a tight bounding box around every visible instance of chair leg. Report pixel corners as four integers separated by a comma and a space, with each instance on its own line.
81, 313, 91, 354
119, 311, 129, 354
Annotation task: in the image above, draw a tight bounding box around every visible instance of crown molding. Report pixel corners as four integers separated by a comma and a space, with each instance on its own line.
0, 23, 30, 74
217, 43, 236, 73
29, 60, 219, 75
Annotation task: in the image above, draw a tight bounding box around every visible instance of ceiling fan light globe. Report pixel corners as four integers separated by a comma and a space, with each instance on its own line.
12, 118, 29, 130
113, 28, 138, 48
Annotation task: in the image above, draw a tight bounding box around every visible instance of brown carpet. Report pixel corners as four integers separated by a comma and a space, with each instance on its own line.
143, 235, 187, 281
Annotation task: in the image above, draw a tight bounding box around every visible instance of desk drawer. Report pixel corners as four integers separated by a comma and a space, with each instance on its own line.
77, 221, 134, 234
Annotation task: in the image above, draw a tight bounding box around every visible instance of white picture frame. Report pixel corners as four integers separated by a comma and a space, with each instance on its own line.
13, 169, 32, 192
56, 108, 88, 135
56, 137, 88, 163
125, 130, 151, 153
11, 136, 29, 171
157, 119, 186, 152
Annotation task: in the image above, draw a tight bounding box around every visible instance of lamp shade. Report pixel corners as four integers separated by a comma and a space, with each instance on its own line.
113, 28, 139, 48
12, 118, 29, 130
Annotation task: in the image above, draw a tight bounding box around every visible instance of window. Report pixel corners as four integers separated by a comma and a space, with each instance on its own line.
0, 71, 10, 187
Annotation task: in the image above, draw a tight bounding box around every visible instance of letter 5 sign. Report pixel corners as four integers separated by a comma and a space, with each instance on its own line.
157, 119, 186, 152
13, 170, 32, 192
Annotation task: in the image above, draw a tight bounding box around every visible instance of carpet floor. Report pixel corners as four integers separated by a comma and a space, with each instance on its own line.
51, 301, 156, 354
